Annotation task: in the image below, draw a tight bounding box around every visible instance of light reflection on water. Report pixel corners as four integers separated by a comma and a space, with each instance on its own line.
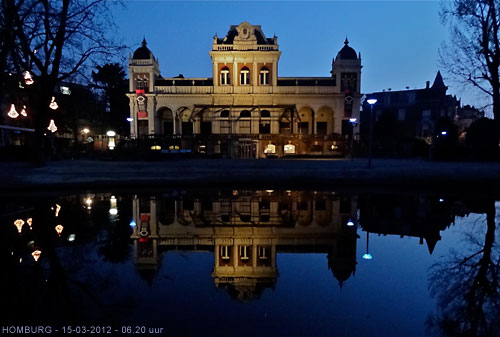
0, 190, 498, 337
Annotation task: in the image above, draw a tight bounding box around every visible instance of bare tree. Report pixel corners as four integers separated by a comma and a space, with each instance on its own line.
440, 0, 500, 131
1, 0, 124, 164
427, 201, 500, 337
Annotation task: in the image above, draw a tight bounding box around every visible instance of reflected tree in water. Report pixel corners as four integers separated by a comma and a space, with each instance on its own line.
427, 200, 500, 337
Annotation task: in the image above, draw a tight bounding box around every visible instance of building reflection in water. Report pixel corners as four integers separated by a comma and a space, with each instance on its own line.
131, 190, 360, 299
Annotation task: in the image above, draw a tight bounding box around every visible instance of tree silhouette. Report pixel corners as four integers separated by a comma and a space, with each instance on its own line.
440, 0, 500, 135
427, 200, 500, 336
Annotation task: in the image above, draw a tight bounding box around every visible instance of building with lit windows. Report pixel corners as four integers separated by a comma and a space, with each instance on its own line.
131, 190, 359, 297
126, 22, 362, 158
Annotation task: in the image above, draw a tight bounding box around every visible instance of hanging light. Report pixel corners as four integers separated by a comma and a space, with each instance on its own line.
26, 217, 33, 230
55, 204, 61, 217
47, 119, 57, 133
49, 97, 58, 110
23, 71, 34, 85
7, 104, 19, 119
55, 224, 64, 236
32, 250, 42, 262
20, 105, 27, 117
14, 219, 24, 233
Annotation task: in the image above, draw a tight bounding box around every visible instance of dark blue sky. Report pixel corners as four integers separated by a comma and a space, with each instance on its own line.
114, 1, 485, 109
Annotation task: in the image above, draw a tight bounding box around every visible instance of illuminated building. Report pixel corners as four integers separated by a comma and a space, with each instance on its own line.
127, 22, 362, 158
130, 191, 359, 295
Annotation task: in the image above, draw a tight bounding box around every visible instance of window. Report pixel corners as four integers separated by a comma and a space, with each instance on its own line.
260, 110, 270, 118
136, 75, 149, 92
240, 110, 251, 118
258, 246, 268, 260
340, 72, 357, 92
398, 109, 406, 121
264, 143, 276, 154
240, 66, 250, 85
284, 144, 296, 154
220, 66, 230, 85
240, 246, 251, 262
220, 110, 230, 118
221, 245, 231, 260
317, 122, 327, 135
259, 66, 270, 85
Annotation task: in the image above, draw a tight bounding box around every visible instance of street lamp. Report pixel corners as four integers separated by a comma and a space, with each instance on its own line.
366, 98, 377, 169
362, 231, 373, 260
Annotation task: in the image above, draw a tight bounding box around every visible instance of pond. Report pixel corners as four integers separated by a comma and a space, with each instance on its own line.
1, 189, 499, 337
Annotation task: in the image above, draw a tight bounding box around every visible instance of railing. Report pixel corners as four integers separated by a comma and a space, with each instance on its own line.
155, 86, 213, 94
154, 85, 336, 95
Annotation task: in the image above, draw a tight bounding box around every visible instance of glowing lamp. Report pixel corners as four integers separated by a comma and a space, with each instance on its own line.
150, 145, 161, 150
32, 250, 42, 261
23, 71, 34, 85
55, 204, 61, 217
83, 128, 90, 134
68, 234, 76, 242
127, 117, 133, 122
441, 131, 447, 136
347, 219, 355, 227
47, 119, 57, 133
367, 98, 378, 105
55, 224, 64, 236
49, 97, 58, 110
106, 130, 116, 137
14, 219, 24, 233
439, 198, 444, 202
109, 208, 118, 215
20, 106, 27, 117
27, 217, 33, 229
129, 220, 137, 227
349, 118, 357, 123
362, 253, 373, 260
7, 104, 19, 119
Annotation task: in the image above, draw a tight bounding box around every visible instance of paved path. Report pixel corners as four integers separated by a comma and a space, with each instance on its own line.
1, 158, 500, 192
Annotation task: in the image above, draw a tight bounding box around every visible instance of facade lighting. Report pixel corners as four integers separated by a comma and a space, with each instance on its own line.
7, 104, 19, 119
49, 97, 59, 110
23, 71, 34, 85
32, 250, 42, 262
47, 119, 58, 133
14, 219, 24, 233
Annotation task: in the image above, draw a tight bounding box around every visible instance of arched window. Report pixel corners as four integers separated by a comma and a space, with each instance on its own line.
260, 110, 270, 118
240, 110, 251, 118
220, 110, 230, 118
220, 66, 230, 85
259, 66, 270, 85
240, 66, 250, 85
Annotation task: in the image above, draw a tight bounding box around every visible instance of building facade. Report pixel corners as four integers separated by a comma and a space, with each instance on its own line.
360, 71, 460, 156
127, 22, 362, 158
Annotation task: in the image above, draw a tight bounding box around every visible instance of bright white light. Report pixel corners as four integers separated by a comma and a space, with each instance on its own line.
85, 198, 92, 205
347, 220, 354, 227
106, 130, 116, 137
55, 224, 64, 236
439, 198, 444, 202
349, 118, 357, 123
108, 137, 115, 150
83, 128, 90, 134
60, 86, 71, 95
127, 117, 133, 122
20, 105, 27, 117
129, 220, 137, 227
441, 131, 447, 135
23, 71, 34, 85
47, 119, 57, 133
32, 250, 42, 262
362, 253, 373, 260
68, 234, 76, 242
14, 219, 24, 233
49, 97, 58, 110
7, 104, 19, 119
367, 98, 378, 105
109, 208, 118, 215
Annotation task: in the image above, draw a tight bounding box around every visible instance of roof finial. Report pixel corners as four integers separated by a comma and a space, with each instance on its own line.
142, 37, 147, 47
344, 36, 349, 45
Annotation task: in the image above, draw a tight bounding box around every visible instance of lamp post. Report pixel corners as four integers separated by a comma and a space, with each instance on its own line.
362, 231, 372, 260
366, 98, 377, 169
